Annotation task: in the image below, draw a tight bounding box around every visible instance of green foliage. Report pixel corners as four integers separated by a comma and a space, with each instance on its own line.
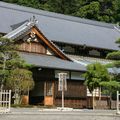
0, 37, 34, 95
107, 36, 120, 68
106, 51, 120, 60
3, 0, 42, 9
116, 38, 120, 44
0, 37, 18, 86
84, 62, 109, 93
6, 68, 34, 93
75, 2, 100, 20
100, 80, 120, 91
74, 0, 118, 23
105, 61, 120, 68
84, 62, 120, 109
44, 0, 80, 14
100, 75, 120, 108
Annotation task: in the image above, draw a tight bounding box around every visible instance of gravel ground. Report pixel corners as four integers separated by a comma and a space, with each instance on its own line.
0, 108, 120, 120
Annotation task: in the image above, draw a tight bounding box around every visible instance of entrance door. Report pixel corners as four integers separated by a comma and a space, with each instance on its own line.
44, 81, 54, 106
29, 81, 44, 105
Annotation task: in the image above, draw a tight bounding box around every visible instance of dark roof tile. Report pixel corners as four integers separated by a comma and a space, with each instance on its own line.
0, 1, 120, 50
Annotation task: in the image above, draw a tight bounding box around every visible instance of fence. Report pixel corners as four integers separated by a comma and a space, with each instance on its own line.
0, 90, 11, 113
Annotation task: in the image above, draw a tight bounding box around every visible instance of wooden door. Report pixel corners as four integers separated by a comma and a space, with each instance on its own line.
44, 81, 54, 106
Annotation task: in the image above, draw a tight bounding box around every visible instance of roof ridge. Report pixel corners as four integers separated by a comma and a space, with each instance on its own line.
3, 18, 37, 39
114, 25, 120, 33
0, 1, 115, 29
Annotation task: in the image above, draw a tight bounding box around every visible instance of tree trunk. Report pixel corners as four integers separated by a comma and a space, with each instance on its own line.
99, 87, 101, 101
92, 91, 95, 109
109, 92, 112, 109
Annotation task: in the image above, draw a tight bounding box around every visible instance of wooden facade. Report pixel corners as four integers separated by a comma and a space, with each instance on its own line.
19, 42, 46, 54
29, 68, 87, 108
15, 27, 87, 108
54, 80, 87, 108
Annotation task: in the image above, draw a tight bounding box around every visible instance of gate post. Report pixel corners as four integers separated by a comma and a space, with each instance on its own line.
8, 90, 11, 112
117, 91, 120, 114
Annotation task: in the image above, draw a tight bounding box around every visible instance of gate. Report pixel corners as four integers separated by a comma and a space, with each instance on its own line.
0, 90, 11, 113
117, 91, 120, 114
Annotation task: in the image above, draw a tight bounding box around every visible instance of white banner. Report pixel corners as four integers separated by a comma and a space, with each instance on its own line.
58, 73, 67, 91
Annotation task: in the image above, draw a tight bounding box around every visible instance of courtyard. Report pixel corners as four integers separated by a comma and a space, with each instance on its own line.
0, 108, 120, 120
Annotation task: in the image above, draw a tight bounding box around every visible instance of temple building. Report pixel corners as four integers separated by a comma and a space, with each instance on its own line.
0, 1, 120, 108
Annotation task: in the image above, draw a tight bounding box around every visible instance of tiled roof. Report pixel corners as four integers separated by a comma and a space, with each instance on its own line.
0, 2, 120, 50
67, 54, 113, 66
67, 54, 120, 74
3, 19, 37, 39
20, 52, 86, 71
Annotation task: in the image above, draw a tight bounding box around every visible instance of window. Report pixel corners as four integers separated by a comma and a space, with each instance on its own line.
71, 72, 84, 80
63, 45, 75, 54
55, 70, 69, 79
89, 49, 100, 56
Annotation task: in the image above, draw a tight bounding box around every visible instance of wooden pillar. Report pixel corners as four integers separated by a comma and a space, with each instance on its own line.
44, 81, 54, 106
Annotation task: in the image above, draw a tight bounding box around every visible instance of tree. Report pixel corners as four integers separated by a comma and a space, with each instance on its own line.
84, 62, 109, 109
44, 0, 80, 14
106, 35, 120, 109
74, 0, 118, 23
6, 68, 34, 104
75, 1, 100, 20
107, 38, 120, 61
0, 37, 19, 89
0, 37, 34, 104
100, 76, 120, 109
107, 38, 120, 79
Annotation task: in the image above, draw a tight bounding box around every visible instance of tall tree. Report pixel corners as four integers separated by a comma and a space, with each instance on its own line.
105, 37, 120, 108
75, 1, 100, 20
74, 0, 118, 23
84, 62, 109, 109
0, 37, 20, 89
100, 76, 120, 109
0, 37, 34, 104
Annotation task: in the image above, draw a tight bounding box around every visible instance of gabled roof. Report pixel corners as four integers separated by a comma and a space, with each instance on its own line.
3, 18, 71, 61
3, 19, 37, 39
0, 2, 120, 50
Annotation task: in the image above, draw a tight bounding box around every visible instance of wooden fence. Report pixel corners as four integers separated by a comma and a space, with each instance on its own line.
0, 90, 11, 113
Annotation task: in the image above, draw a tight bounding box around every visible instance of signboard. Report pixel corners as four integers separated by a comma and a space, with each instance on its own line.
58, 73, 67, 109
58, 73, 67, 91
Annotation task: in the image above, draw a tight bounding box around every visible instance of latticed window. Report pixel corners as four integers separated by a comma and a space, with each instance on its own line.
46, 81, 53, 96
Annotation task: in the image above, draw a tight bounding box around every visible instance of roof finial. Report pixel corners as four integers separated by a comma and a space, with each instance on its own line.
116, 22, 120, 28
33, 15, 35, 21
29, 16, 38, 24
